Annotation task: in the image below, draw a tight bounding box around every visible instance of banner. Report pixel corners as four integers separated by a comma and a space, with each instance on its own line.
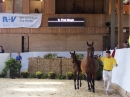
0, 13, 42, 28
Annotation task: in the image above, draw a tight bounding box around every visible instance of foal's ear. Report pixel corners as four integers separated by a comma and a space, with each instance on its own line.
74, 51, 75, 54
87, 42, 91, 46
87, 42, 88, 46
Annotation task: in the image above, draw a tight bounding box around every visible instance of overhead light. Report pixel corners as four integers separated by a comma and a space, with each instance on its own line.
123, 0, 130, 4
3, 0, 5, 2
123, 29, 126, 33
41, 0, 42, 1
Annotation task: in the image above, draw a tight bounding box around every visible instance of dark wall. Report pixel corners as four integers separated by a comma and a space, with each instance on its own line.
56, 0, 104, 14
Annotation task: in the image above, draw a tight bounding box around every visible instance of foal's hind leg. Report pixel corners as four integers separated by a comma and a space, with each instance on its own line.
92, 78, 95, 93
79, 73, 82, 87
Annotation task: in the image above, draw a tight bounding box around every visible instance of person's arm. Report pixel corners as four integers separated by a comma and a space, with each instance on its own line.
113, 58, 118, 67
98, 55, 104, 62
20, 56, 22, 62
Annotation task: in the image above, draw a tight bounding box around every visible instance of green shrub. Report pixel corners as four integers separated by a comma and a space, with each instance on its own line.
1, 67, 8, 77
96, 60, 103, 80
41, 74, 48, 79
81, 72, 86, 80
56, 75, 66, 79
44, 53, 57, 59
75, 53, 84, 60
1, 58, 22, 78
29, 73, 36, 78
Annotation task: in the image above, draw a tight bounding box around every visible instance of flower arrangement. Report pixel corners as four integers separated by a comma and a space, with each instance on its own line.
21, 71, 29, 78
66, 72, 73, 76
48, 71, 55, 79
44, 53, 57, 59
36, 71, 42, 79
66, 72, 73, 79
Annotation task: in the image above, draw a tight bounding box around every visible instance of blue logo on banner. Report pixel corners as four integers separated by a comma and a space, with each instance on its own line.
3, 16, 16, 22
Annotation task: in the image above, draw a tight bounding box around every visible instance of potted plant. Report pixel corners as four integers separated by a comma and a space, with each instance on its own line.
96, 60, 103, 80
56, 75, 66, 79
21, 71, 29, 78
48, 71, 55, 79
36, 71, 42, 79
2, 58, 22, 79
66, 72, 73, 80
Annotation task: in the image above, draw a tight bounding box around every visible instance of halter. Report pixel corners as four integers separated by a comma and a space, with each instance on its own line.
87, 47, 94, 58
87, 42, 94, 58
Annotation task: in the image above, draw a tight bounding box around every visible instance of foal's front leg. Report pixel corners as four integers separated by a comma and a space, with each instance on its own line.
92, 78, 95, 93
74, 74, 77, 90
77, 72, 79, 89
86, 75, 91, 92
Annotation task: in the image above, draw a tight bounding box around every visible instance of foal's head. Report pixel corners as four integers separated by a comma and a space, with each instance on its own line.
70, 51, 77, 63
87, 42, 94, 58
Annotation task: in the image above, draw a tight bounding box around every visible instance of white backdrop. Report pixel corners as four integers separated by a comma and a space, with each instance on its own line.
102, 48, 130, 93
11, 51, 103, 72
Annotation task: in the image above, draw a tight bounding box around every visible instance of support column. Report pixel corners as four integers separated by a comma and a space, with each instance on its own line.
44, 0, 55, 14
22, 0, 30, 14
118, 0, 123, 48
111, 0, 115, 49
12, 0, 15, 13
108, 0, 111, 14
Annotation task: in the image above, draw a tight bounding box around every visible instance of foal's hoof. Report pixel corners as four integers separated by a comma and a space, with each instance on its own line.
88, 89, 91, 92
91, 89, 95, 93
80, 83, 82, 87
92, 91, 95, 93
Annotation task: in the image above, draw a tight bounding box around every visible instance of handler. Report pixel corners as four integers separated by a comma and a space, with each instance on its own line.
99, 50, 118, 95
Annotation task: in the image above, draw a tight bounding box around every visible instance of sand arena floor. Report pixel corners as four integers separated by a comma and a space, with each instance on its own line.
0, 78, 121, 97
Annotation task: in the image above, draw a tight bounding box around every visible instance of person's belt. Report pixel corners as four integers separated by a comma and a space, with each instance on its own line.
103, 69, 112, 71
